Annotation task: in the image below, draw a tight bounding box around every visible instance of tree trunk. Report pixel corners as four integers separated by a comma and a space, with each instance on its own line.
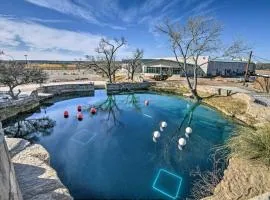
8, 86, 19, 100
131, 71, 135, 82
127, 70, 130, 80
113, 72, 116, 83
191, 89, 201, 101
108, 74, 112, 83
182, 63, 201, 101
193, 67, 198, 91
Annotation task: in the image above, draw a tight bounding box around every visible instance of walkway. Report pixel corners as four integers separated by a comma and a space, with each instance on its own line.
209, 85, 270, 107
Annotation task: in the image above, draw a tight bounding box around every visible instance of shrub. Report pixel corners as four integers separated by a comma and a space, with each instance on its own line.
225, 125, 270, 166
190, 150, 227, 199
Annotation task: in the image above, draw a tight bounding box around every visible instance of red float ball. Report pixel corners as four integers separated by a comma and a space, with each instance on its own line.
77, 113, 83, 121
77, 105, 82, 112
90, 107, 97, 114
64, 111, 69, 118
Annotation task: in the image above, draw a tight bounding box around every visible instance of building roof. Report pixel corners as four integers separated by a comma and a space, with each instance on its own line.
210, 58, 251, 63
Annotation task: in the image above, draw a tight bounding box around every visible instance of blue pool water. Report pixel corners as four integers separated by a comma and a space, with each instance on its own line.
24, 90, 234, 199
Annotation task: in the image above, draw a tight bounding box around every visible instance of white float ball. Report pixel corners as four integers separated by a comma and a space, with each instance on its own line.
161, 121, 167, 128
153, 131, 160, 138
178, 144, 183, 150
185, 127, 192, 134
178, 138, 186, 146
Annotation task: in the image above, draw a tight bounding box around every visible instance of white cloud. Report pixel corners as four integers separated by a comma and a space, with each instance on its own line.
27, 17, 72, 23
24, 0, 126, 30
25, 0, 98, 23
0, 17, 131, 60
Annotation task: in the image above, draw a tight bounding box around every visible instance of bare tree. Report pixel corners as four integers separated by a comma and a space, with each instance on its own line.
157, 16, 248, 101
86, 37, 126, 83
0, 61, 48, 99
126, 49, 144, 81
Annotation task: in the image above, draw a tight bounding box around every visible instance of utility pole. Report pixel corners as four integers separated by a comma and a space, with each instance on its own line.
244, 51, 252, 84
24, 54, 28, 66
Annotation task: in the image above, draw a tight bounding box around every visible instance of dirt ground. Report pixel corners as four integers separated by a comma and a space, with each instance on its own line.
44, 69, 105, 82
1, 68, 269, 94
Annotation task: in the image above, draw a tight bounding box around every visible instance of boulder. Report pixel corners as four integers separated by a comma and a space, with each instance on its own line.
5, 138, 73, 200
5, 137, 30, 158
0, 124, 23, 200
203, 158, 270, 200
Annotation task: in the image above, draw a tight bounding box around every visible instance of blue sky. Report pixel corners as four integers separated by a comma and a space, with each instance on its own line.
0, 0, 269, 61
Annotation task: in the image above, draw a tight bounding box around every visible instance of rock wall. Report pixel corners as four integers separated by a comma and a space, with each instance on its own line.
5, 137, 73, 200
0, 123, 23, 200
0, 94, 40, 122
203, 158, 270, 200
106, 82, 151, 94
37, 83, 95, 95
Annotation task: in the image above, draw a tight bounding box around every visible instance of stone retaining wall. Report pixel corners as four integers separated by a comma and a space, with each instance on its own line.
37, 83, 95, 95
0, 122, 23, 200
0, 94, 40, 122
106, 82, 151, 94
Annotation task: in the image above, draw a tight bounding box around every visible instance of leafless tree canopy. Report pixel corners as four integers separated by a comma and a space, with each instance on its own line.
86, 37, 126, 83
126, 49, 144, 81
0, 61, 48, 99
157, 16, 249, 100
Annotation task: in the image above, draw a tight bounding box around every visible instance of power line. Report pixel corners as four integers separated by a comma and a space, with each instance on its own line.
253, 55, 270, 63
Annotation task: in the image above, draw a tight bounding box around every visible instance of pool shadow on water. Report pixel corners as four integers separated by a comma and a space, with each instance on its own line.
14, 162, 72, 200
4, 117, 56, 141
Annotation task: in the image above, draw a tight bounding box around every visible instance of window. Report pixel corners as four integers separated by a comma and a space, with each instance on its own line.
146, 67, 161, 74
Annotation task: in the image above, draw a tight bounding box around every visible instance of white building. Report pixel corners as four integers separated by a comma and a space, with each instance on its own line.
142, 56, 256, 77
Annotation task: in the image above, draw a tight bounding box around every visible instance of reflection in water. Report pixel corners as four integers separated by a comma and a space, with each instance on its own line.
96, 95, 123, 131
126, 93, 141, 111
153, 102, 201, 169
88, 93, 142, 132
4, 117, 56, 140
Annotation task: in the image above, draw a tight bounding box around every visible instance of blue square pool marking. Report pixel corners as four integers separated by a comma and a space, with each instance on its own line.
152, 169, 182, 199
71, 129, 96, 145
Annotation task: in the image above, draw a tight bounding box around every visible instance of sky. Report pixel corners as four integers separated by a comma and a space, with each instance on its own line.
0, 0, 269, 61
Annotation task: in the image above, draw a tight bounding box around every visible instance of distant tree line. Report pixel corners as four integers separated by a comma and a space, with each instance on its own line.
256, 63, 270, 70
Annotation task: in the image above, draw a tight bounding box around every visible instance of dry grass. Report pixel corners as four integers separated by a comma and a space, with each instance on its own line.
203, 96, 247, 116
32, 63, 77, 70
150, 85, 189, 95
225, 125, 270, 166
115, 75, 127, 82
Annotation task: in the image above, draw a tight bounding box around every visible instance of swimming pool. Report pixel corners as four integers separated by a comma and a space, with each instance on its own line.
11, 90, 235, 199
